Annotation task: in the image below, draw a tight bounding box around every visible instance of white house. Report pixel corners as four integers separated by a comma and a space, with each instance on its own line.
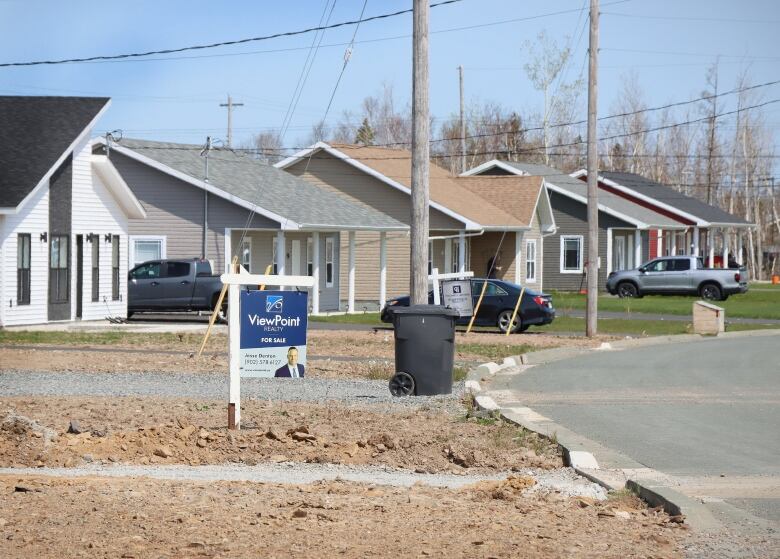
0, 96, 146, 326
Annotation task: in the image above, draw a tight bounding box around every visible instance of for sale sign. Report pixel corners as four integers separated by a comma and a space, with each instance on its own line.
441, 279, 473, 317
239, 290, 308, 378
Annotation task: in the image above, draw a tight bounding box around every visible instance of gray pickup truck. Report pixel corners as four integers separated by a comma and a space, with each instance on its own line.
606, 255, 748, 301
127, 259, 224, 318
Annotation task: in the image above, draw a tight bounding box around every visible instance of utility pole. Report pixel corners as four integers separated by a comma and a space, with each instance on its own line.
586, 0, 599, 337
410, 0, 430, 304
219, 94, 244, 148
458, 65, 466, 174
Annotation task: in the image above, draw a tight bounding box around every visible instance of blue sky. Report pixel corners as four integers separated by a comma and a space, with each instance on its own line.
1, 0, 778, 151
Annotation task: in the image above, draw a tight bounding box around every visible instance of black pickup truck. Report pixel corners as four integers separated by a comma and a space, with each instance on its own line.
127, 259, 224, 318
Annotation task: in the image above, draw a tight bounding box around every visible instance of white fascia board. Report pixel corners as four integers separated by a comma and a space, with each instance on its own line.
481, 225, 531, 232
459, 159, 525, 177
2, 100, 112, 215
597, 175, 708, 226
91, 155, 147, 219
545, 181, 648, 228
701, 222, 755, 229
297, 223, 409, 232
277, 142, 482, 231
104, 142, 300, 230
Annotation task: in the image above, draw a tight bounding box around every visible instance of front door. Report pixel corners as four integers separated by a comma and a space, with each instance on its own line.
614, 236, 626, 271
291, 240, 302, 276
76, 235, 83, 319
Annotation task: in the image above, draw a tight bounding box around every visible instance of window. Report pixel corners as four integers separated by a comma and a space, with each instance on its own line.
165, 262, 191, 278
644, 259, 670, 272
672, 259, 691, 271
325, 236, 334, 287
451, 239, 459, 273
472, 280, 508, 297
272, 239, 278, 274
130, 261, 161, 280
525, 239, 537, 283
91, 238, 100, 302
307, 238, 313, 276
131, 236, 165, 267
49, 235, 69, 303
560, 235, 583, 273
17, 233, 31, 305
240, 238, 252, 273
111, 236, 120, 300
428, 241, 433, 275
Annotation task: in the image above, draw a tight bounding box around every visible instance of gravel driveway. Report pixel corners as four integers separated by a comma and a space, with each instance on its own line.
0, 371, 466, 413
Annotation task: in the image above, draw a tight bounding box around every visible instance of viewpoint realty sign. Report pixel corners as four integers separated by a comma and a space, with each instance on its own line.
239, 290, 308, 377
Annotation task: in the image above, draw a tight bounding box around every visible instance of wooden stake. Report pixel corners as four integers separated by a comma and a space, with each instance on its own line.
505, 286, 525, 337
197, 255, 238, 358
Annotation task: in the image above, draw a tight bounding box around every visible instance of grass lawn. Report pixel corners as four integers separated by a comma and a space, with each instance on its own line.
532, 316, 777, 336
549, 285, 780, 320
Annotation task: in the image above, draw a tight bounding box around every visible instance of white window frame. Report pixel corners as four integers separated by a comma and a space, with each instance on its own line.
307, 237, 313, 276
325, 236, 334, 288
451, 238, 459, 273
271, 238, 277, 274
525, 239, 537, 283
428, 240, 433, 275
560, 235, 583, 274
129, 235, 167, 268
240, 238, 252, 273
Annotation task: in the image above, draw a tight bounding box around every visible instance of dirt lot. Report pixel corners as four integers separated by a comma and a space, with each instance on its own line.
0, 474, 684, 559
0, 330, 605, 377
1, 397, 561, 472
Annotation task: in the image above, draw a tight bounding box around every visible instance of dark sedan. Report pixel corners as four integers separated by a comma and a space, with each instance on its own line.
380, 279, 555, 333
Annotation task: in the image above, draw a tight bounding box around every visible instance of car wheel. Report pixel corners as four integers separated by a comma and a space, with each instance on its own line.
700, 283, 722, 301
497, 310, 522, 334
519, 324, 530, 333
389, 372, 415, 396
617, 282, 639, 298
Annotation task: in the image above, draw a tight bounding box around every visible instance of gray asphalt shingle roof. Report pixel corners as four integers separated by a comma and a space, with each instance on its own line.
599, 171, 750, 226
0, 96, 109, 208
115, 139, 407, 230
499, 162, 684, 228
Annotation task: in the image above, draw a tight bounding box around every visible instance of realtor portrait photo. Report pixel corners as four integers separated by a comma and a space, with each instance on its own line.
274, 347, 305, 378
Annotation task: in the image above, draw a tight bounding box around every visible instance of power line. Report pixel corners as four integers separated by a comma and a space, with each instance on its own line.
0, 0, 462, 68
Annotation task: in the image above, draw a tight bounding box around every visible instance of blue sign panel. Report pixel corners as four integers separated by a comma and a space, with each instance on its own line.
239, 290, 308, 378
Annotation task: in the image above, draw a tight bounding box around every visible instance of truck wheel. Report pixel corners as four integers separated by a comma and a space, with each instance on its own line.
497, 310, 522, 334
617, 282, 639, 298
700, 283, 722, 301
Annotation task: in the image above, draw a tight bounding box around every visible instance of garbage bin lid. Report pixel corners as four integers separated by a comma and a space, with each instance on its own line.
390, 304, 459, 317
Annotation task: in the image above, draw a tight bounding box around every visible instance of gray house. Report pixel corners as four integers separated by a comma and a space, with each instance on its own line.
96, 138, 407, 313
463, 160, 685, 290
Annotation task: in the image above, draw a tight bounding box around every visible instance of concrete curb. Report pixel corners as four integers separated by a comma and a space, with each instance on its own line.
463, 339, 738, 532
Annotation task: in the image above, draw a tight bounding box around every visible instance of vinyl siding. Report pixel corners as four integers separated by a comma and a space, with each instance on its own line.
544, 191, 634, 291
0, 182, 49, 326
71, 138, 130, 320
470, 232, 517, 283
110, 152, 278, 275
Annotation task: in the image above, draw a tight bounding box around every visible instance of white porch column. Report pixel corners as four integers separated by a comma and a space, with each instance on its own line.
708, 230, 715, 268
276, 230, 286, 290
693, 226, 700, 256
737, 231, 744, 265
656, 229, 663, 258
444, 238, 453, 274
722, 228, 729, 267
347, 231, 355, 313
311, 232, 320, 314
515, 231, 524, 284
670, 231, 677, 256
458, 231, 466, 274
634, 230, 642, 267
379, 232, 387, 309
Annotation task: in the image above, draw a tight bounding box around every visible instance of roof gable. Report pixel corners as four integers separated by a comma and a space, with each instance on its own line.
0, 96, 109, 209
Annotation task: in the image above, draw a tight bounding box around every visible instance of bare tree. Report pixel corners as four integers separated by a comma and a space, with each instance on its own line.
245, 131, 283, 164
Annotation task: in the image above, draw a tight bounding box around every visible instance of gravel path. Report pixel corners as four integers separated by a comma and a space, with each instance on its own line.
0, 371, 466, 413
0, 463, 607, 498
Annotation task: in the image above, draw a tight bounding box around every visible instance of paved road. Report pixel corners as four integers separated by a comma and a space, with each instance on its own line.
490, 331, 780, 527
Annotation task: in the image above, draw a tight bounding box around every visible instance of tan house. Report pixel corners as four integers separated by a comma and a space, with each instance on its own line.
276, 142, 556, 310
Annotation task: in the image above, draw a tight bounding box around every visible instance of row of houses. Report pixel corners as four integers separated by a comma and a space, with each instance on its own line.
0, 96, 752, 326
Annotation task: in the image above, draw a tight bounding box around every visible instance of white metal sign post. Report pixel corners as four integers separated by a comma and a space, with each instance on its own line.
428, 268, 474, 305
220, 271, 315, 430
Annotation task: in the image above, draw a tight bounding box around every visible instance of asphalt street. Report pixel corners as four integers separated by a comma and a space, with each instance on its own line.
491, 331, 780, 525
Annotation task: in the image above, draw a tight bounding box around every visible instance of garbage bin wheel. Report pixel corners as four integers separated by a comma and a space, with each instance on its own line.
389, 372, 416, 396
497, 310, 522, 334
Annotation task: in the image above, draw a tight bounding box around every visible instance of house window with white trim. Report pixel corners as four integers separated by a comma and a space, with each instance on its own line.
17, 233, 31, 305
131, 236, 165, 267
111, 236, 120, 301
525, 239, 537, 283
307, 238, 313, 276
428, 241, 433, 275
272, 239, 278, 274
451, 239, 459, 273
560, 235, 583, 273
325, 236, 334, 287
240, 238, 252, 273
91, 238, 100, 302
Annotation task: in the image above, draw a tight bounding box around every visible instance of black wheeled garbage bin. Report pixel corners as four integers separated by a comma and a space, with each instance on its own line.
388, 305, 459, 396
